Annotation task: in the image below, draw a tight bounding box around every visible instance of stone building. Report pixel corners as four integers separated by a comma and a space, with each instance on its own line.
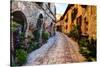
57, 4, 96, 39
10, 1, 56, 59
11, 1, 56, 37
11, 1, 56, 45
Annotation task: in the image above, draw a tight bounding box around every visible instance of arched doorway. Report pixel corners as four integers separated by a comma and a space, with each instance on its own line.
11, 11, 27, 47
10, 11, 27, 65
11, 11, 27, 32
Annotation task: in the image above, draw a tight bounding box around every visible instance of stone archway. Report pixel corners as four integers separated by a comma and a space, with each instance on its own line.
11, 11, 27, 49
10, 11, 27, 65
11, 11, 27, 32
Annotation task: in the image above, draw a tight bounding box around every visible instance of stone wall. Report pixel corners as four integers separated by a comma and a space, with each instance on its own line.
11, 1, 56, 38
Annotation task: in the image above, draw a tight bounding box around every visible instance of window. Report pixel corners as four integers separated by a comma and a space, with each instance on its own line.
77, 16, 82, 26
84, 17, 88, 25
37, 14, 43, 30
84, 17, 88, 31
48, 3, 50, 8
71, 8, 78, 21
65, 14, 68, 22
36, 2, 43, 6
81, 5, 87, 9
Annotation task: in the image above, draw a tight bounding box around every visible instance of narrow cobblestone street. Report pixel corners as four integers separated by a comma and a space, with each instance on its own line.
8, 1, 97, 66
25, 32, 85, 65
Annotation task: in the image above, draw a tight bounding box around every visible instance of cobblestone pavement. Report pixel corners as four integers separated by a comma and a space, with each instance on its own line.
25, 32, 85, 66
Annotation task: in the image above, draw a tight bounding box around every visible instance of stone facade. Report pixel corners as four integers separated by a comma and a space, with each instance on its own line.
11, 1, 56, 38
57, 4, 96, 39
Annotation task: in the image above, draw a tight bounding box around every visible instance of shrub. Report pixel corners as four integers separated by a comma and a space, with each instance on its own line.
33, 30, 40, 42
15, 49, 27, 66
27, 41, 40, 53
67, 24, 96, 62
67, 24, 81, 41
33, 30, 49, 43
87, 57, 96, 62
42, 31, 49, 41
10, 21, 21, 32
79, 47, 91, 56
18, 32, 25, 49
79, 38, 89, 47
79, 37, 96, 61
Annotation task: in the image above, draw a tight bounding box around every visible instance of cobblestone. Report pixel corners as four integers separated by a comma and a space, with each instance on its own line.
25, 32, 85, 66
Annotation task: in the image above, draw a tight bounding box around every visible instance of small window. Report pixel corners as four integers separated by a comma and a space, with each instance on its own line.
65, 15, 68, 22
36, 14, 43, 30
36, 2, 43, 6
39, 14, 43, 18
76, 15, 82, 26
84, 17, 88, 25
71, 8, 78, 21
48, 3, 50, 8
65, 18, 68, 22
81, 5, 87, 9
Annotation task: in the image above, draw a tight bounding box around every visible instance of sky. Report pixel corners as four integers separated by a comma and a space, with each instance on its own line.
55, 3, 68, 15
55, 3, 68, 20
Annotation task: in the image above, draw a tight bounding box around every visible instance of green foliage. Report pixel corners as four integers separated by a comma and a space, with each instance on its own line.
27, 41, 40, 53
33, 29, 49, 42
11, 21, 27, 66
18, 32, 26, 49
27, 31, 49, 53
79, 47, 91, 55
42, 31, 49, 41
33, 30, 40, 42
68, 24, 80, 41
11, 21, 50, 66
87, 57, 96, 62
67, 24, 96, 62
79, 37, 96, 62
79, 38, 88, 47
16, 49, 27, 66
11, 21, 21, 32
